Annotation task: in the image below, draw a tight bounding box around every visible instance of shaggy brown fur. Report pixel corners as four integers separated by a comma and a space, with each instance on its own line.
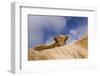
33, 35, 69, 51
28, 36, 88, 60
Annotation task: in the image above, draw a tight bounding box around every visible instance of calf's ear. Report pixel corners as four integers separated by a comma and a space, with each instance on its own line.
65, 36, 69, 41
54, 37, 58, 43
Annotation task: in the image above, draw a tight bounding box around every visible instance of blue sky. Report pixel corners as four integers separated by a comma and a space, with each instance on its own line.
28, 15, 88, 48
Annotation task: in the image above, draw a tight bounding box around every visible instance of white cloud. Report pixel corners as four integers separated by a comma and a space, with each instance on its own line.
28, 15, 67, 48
69, 25, 87, 43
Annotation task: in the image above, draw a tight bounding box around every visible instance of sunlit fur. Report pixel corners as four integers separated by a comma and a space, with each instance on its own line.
28, 36, 88, 60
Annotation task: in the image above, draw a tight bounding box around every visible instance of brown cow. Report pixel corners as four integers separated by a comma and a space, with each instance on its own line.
33, 35, 69, 51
